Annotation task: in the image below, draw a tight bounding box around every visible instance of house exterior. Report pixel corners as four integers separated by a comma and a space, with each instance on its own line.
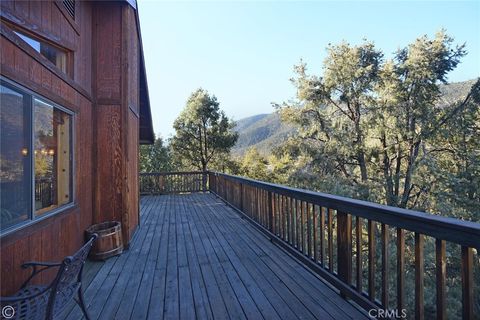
0, 0, 154, 295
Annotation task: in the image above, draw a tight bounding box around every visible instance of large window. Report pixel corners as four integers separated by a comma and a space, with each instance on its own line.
0, 79, 73, 233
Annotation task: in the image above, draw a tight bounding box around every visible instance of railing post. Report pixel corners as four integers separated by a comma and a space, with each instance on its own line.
337, 211, 352, 298
461, 246, 473, 320
207, 172, 211, 192
202, 171, 207, 192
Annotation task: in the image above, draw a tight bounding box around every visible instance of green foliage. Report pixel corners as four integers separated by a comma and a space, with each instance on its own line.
171, 89, 238, 171
238, 147, 271, 181
263, 32, 479, 319
139, 136, 175, 173
275, 31, 478, 215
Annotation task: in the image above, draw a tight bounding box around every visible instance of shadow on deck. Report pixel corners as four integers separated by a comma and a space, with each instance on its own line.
61, 193, 367, 320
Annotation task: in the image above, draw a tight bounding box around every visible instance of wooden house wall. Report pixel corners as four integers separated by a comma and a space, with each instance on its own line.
0, 0, 94, 295
1, 0, 144, 294
93, 3, 124, 226
92, 3, 140, 244
124, 5, 140, 240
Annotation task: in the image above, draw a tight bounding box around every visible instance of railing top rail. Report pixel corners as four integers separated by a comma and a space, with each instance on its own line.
208, 171, 480, 248
140, 171, 204, 176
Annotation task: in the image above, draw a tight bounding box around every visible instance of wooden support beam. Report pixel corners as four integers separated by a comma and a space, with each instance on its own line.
415, 233, 424, 320
337, 211, 352, 297
461, 246, 473, 320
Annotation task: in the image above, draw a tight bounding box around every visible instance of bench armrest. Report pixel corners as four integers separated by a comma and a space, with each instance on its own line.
20, 261, 62, 288
21, 261, 62, 269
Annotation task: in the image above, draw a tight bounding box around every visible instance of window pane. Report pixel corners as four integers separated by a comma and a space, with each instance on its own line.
14, 30, 68, 73
14, 31, 41, 52
34, 99, 72, 215
0, 84, 32, 230
40, 44, 67, 73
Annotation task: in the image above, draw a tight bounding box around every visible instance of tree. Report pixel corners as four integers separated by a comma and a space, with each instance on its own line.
139, 136, 174, 173
239, 147, 270, 181
372, 30, 468, 207
171, 89, 238, 173
426, 79, 480, 219
276, 40, 383, 200
276, 31, 472, 209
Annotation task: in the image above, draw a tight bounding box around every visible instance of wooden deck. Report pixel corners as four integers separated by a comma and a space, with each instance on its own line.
61, 194, 367, 320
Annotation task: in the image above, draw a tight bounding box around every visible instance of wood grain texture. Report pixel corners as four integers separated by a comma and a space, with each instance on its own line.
59, 194, 368, 320
1, 0, 146, 294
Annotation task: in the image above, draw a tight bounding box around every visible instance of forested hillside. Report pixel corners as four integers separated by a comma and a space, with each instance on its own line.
233, 79, 476, 157
233, 113, 295, 156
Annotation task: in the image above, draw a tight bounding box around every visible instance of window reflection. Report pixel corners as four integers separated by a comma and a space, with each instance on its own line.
0, 84, 31, 229
34, 98, 72, 215
14, 31, 68, 73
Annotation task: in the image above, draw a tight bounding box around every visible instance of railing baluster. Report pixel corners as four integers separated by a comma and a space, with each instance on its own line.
381, 224, 389, 307
240, 183, 244, 212
397, 228, 405, 312
300, 201, 305, 253
461, 246, 473, 320
286, 196, 291, 243
328, 209, 333, 271
313, 204, 318, 262
436, 239, 446, 320
368, 220, 375, 299
260, 189, 264, 225
307, 203, 313, 258
290, 197, 294, 245
320, 207, 325, 266
356, 216, 362, 293
296, 199, 300, 249
278, 194, 282, 237
268, 191, 273, 233
282, 195, 286, 240
415, 233, 424, 320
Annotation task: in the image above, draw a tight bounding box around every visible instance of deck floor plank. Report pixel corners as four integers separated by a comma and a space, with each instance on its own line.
206, 194, 366, 319
201, 194, 365, 320
61, 194, 367, 320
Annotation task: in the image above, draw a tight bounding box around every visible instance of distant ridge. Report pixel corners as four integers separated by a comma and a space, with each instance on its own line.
232, 112, 295, 156
232, 79, 477, 157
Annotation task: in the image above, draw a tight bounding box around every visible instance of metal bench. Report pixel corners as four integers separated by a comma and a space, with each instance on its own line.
0, 234, 97, 320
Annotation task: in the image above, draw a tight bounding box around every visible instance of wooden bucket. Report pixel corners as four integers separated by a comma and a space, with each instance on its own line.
86, 221, 123, 260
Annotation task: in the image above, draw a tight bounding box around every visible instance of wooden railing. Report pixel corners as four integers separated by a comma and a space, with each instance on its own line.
35, 178, 54, 208
207, 171, 480, 320
139, 172, 207, 194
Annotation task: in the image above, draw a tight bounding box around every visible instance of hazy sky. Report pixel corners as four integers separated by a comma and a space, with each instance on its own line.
138, 0, 480, 138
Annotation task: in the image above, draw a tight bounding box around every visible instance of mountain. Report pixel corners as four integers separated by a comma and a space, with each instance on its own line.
438, 78, 477, 106
232, 79, 478, 157
232, 113, 295, 157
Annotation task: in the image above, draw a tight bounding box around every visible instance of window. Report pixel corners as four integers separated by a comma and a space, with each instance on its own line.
13, 30, 69, 74
0, 79, 73, 233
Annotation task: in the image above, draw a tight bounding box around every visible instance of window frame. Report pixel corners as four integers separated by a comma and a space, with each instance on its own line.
3, 21, 74, 78
0, 77, 75, 237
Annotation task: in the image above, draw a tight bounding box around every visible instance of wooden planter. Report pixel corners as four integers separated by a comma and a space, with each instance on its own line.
86, 221, 123, 260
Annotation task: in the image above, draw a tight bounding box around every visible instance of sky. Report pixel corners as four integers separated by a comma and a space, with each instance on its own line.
137, 0, 480, 138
